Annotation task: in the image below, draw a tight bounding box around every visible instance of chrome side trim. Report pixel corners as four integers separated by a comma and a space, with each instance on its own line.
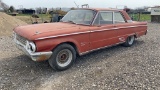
36, 31, 91, 40
90, 28, 118, 32
36, 25, 147, 40
79, 42, 125, 56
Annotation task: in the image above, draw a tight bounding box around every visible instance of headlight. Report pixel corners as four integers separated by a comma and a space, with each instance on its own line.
26, 41, 36, 52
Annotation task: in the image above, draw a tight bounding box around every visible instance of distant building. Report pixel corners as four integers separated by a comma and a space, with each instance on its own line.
128, 8, 151, 14
42, 8, 47, 14
35, 7, 47, 14
49, 8, 71, 12
151, 6, 160, 22
17, 9, 35, 14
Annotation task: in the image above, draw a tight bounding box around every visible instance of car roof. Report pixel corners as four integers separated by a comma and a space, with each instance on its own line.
75, 8, 123, 12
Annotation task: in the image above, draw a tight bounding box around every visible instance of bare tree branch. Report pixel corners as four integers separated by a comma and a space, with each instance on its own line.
0, 0, 9, 11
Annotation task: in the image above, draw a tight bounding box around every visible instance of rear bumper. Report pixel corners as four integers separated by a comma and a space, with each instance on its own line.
15, 40, 52, 61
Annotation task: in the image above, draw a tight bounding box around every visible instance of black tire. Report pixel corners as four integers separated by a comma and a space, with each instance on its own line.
48, 44, 76, 71
123, 35, 135, 47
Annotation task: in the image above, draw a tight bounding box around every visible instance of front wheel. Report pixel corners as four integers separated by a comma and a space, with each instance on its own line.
48, 44, 76, 71
123, 35, 135, 47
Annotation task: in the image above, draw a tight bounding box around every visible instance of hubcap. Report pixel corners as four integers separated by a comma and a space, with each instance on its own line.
56, 49, 72, 67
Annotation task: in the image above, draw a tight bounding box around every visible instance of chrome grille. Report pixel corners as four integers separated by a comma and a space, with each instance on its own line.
16, 34, 27, 45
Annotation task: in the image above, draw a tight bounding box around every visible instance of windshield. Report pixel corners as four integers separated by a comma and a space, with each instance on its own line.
61, 10, 96, 25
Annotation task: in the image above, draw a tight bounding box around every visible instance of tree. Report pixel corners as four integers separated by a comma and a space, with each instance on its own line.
0, 0, 9, 12
71, 7, 75, 10
9, 6, 15, 13
56, 10, 67, 15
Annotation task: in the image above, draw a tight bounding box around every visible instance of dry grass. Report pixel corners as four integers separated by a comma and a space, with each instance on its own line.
0, 12, 27, 36
15, 14, 51, 24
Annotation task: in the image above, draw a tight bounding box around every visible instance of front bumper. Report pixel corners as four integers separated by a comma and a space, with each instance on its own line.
15, 40, 52, 61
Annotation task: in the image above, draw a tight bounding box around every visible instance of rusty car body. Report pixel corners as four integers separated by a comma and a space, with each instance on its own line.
13, 8, 147, 70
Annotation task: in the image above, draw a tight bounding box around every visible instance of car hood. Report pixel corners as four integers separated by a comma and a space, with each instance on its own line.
14, 22, 89, 40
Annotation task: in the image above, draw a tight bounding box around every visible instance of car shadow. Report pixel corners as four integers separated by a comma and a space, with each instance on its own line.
74, 40, 145, 66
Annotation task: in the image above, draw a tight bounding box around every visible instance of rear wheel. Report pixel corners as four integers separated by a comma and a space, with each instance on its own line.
123, 35, 135, 47
48, 44, 76, 71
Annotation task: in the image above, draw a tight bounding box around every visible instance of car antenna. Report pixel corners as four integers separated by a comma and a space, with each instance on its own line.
74, 1, 79, 8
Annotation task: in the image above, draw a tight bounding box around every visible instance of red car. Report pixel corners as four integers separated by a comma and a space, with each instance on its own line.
14, 8, 147, 71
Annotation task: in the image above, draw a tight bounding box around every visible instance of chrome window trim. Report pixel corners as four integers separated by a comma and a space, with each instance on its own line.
91, 11, 99, 25
127, 20, 133, 23
89, 10, 98, 25
113, 11, 115, 24
92, 11, 114, 25
114, 11, 127, 23
62, 9, 97, 26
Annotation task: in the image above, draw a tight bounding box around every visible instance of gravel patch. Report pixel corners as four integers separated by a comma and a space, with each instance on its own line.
0, 23, 160, 90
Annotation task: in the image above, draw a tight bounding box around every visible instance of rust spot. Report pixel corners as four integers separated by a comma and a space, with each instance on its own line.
37, 55, 48, 62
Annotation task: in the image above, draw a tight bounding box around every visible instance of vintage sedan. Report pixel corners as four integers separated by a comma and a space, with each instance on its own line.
13, 8, 147, 71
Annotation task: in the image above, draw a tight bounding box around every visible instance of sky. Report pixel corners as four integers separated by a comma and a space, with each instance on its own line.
2, 0, 160, 9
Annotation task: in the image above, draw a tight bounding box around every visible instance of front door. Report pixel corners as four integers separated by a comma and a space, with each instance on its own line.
90, 11, 119, 50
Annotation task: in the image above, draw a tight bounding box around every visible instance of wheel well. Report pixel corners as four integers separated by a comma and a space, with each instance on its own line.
57, 42, 79, 55
134, 34, 138, 38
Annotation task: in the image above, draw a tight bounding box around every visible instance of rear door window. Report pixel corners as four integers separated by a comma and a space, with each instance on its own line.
114, 12, 126, 24
93, 11, 113, 25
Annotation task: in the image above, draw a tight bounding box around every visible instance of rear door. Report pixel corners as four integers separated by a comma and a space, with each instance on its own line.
114, 11, 135, 42
89, 11, 119, 50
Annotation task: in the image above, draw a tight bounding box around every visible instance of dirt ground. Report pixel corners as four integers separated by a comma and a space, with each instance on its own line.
0, 14, 160, 90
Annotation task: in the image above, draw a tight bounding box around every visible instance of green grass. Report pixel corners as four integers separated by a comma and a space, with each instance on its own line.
14, 14, 52, 24
139, 14, 151, 21
16, 14, 31, 16
129, 14, 151, 21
